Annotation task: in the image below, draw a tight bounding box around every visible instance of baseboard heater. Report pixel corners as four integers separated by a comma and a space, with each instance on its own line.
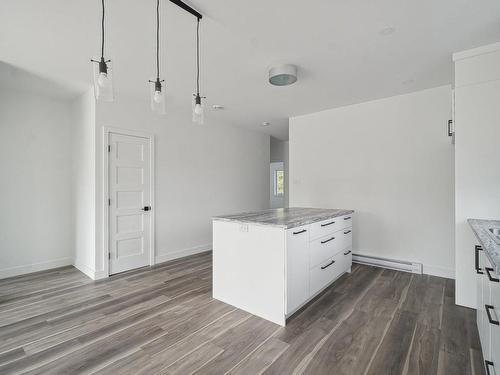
352, 253, 422, 274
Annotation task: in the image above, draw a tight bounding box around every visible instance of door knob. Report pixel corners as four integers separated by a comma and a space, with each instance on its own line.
142, 206, 151, 211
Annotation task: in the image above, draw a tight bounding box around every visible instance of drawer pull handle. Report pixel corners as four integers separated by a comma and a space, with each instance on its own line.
293, 229, 307, 235
485, 360, 495, 375
321, 221, 335, 227
475, 245, 484, 274
344, 230, 351, 234
485, 305, 500, 325
344, 250, 352, 255
485, 267, 500, 282
321, 260, 335, 270
321, 237, 335, 244
344, 216, 351, 220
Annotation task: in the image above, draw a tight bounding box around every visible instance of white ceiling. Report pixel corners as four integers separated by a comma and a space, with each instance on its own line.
1, 0, 500, 140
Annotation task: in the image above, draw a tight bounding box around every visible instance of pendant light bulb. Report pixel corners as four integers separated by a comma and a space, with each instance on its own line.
153, 90, 163, 104
192, 93, 204, 124
150, 78, 165, 114
91, 0, 113, 101
192, 18, 205, 124
97, 72, 108, 87
149, 0, 165, 114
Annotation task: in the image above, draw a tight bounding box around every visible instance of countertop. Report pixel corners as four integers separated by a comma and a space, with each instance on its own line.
468, 218, 500, 275
213, 207, 354, 229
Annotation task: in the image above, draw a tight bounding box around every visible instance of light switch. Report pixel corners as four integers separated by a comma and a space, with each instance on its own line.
240, 224, 249, 232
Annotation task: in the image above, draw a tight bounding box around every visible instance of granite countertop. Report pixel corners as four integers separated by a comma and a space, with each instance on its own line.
468, 219, 500, 275
213, 207, 354, 229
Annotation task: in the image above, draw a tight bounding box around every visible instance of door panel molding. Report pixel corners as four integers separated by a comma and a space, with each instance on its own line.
103, 126, 155, 277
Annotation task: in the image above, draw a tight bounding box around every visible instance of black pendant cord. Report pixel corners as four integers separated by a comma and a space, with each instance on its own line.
149, 0, 164, 88
91, 0, 110, 70
156, 0, 160, 80
101, 0, 105, 59
196, 17, 200, 95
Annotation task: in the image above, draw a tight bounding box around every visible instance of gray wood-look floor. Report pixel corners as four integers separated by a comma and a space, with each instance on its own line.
0, 251, 485, 375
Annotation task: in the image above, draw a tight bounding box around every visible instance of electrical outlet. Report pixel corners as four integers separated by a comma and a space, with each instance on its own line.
240, 224, 249, 232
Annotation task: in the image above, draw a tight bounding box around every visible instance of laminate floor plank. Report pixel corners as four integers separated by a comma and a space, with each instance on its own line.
303, 309, 391, 375
191, 315, 280, 375
365, 310, 419, 375
227, 337, 289, 375
405, 323, 441, 375
0, 253, 485, 375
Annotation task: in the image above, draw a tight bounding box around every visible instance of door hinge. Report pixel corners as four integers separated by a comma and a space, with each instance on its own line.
108, 252, 111, 260
108, 145, 111, 152
108, 198, 111, 206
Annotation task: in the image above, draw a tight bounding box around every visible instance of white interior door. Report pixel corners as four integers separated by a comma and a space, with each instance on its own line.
109, 132, 151, 275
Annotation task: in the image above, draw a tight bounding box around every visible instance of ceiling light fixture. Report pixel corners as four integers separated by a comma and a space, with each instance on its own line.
212, 104, 224, 110
149, 0, 165, 114
269, 64, 297, 86
192, 17, 205, 124
168, 0, 204, 124
262, 121, 271, 126
91, 0, 113, 101
379, 27, 395, 36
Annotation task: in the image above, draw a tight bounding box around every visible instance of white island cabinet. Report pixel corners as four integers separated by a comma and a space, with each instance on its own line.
213, 208, 353, 326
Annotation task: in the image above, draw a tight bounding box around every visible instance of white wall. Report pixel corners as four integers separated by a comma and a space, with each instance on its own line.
70, 90, 96, 278
0, 88, 73, 278
454, 43, 500, 308
92, 94, 270, 275
290, 85, 454, 278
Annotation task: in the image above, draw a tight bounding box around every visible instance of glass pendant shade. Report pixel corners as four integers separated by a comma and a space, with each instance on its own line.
93, 58, 114, 102
150, 80, 166, 114
192, 94, 204, 124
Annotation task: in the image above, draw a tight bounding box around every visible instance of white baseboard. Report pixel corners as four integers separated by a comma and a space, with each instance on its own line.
73, 261, 98, 280
353, 252, 455, 280
0, 257, 73, 280
74, 244, 212, 280
156, 243, 212, 265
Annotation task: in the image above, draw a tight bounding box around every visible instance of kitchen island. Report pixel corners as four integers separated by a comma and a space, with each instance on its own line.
212, 207, 354, 325
468, 219, 500, 373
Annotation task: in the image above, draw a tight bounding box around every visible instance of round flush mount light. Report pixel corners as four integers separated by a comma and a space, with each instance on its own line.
269, 64, 297, 86
212, 104, 224, 110
262, 121, 271, 126
379, 27, 395, 36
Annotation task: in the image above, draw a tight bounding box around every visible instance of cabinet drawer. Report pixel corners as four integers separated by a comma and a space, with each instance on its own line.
310, 218, 341, 240
310, 254, 342, 297
338, 227, 353, 251
339, 247, 352, 272
339, 214, 353, 230
309, 232, 342, 269
489, 268, 500, 371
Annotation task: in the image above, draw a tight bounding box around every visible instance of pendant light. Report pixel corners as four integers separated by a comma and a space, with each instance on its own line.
192, 17, 205, 124
91, 0, 114, 102
149, 0, 166, 114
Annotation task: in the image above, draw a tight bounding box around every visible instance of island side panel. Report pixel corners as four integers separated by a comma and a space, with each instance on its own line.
212, 220, 286, 326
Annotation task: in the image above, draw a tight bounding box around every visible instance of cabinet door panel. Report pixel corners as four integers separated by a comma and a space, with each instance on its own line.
481, 252, 492, 361
489, 268, 500, 371
309, 232, 341, 269
309, 252, 344, 297
339, 247, 352, 273
338, 227, 353, 251
286, 225, 310, 314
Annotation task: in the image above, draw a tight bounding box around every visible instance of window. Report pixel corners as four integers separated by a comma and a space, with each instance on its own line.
274, 170, 284, 196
